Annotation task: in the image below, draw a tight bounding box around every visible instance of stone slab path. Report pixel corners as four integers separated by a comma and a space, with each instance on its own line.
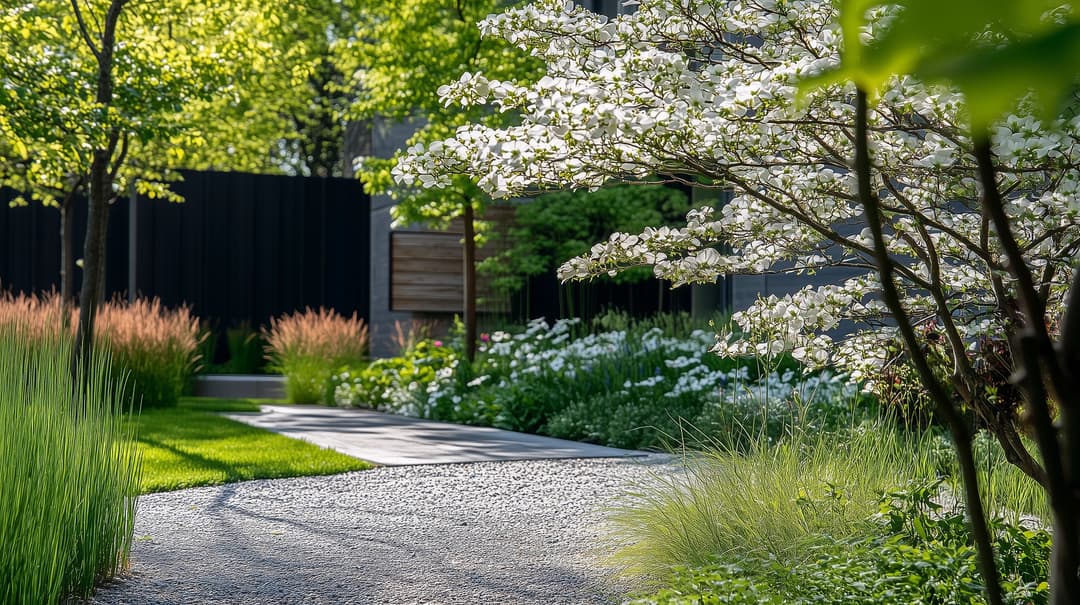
223, 405, 644, 465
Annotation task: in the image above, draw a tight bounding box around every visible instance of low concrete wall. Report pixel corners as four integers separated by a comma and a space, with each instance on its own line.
193, 375, 286, 400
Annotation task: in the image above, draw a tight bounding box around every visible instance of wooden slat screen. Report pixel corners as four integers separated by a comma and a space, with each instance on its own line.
389, 205, 514, 313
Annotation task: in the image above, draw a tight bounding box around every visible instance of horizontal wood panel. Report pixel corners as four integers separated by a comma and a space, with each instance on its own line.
393, 235, 463, 249
393, 257, 463, 273
393, 284, 462, 298
394, 272, 463, 287
390, 215, 511, 313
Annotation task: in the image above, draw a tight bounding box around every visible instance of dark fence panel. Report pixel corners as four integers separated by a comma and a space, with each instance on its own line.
1, 171, 370, 334
509, 272, 692, 324
0, 189, 129, 297
132, 170, 370, 330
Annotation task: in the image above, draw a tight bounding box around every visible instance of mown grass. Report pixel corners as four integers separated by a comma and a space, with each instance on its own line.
129, 397, 372, 493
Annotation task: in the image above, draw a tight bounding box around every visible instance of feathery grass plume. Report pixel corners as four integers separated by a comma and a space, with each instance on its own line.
0, 324, 141, 604
612, 422, 1050, 583
0, 291, 67, 343
264, 307, 369, 403
93, 297, 201, 408
611, 424, 947, 578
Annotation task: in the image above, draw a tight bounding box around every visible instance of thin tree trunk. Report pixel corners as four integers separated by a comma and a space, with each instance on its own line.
973, 135, 1080, 605
1057, 268, 1080, 605
73, 0, 126, 373
854, 89, 1004, 605
76, 150, 111, 365
96, 203, 109, 304
463, 200, 477, 362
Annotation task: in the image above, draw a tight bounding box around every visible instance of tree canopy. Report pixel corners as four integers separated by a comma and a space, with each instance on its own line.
338, 0, 542, 221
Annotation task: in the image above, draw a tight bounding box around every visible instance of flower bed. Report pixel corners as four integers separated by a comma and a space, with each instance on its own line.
331, 318, 871, 449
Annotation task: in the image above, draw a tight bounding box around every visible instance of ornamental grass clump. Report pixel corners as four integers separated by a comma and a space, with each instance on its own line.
94, 298, 201, 408
0, 327, 141, 605
0, 291, 66, 342
264, 307, 369, 403
612, 425, 945, 578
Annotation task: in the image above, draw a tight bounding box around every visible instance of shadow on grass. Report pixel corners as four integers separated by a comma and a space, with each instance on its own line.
137, 434, 248, 484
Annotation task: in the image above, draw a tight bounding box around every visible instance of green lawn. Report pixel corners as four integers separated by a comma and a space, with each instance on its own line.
129, 397, 372, 494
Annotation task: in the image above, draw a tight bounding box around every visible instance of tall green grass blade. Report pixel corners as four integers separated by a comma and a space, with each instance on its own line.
0, 326, 141, 604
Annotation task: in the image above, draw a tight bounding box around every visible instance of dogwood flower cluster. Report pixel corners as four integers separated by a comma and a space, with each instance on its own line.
394, 0, 1080, 395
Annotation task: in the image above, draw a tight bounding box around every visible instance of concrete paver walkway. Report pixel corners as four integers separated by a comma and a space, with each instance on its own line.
224, 405, 644, 465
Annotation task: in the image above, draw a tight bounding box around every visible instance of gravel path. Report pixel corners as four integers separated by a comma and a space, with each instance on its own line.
89, 456, 678, 605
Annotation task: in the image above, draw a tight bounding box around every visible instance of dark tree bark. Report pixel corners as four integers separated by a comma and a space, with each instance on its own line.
73, 0, 126, 371
972, 135, 1080, 605
59, 178, 81, 308
854, 89, 1004, 605
463, 199, 477, 362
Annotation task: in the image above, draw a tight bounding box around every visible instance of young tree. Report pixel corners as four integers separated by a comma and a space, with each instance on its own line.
394, 0, 1079, 600
0, 0, 270, 364
337, 0, 541, 360
2, 0, 362, 363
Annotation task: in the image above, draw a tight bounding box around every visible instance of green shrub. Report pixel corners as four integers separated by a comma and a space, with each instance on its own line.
330, 316, 871, 449
264, 307, 369, 404
94, 298, 201, 408
195, 322, 268, 375
195, 322, 218, 373
0, 327, 141, 604
223, 323, 266, 373
629, 480, 1051, 605
329, 340, 458, 412
545, 388, 707, 450
479, 184, 693, 294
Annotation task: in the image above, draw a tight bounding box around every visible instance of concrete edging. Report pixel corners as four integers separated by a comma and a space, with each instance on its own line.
192, 374, 286, 399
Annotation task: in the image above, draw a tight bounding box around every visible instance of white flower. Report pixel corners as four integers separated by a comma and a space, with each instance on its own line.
389, 0, 1078, 401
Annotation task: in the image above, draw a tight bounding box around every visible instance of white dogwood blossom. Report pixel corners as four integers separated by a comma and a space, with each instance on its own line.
394, 0, 1080, 392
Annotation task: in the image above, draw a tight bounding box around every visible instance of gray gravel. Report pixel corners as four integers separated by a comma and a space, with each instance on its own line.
88, 456, 678, 605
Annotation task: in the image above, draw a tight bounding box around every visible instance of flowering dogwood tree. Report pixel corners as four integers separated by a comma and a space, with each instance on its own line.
397, 0, 1080, 598
397, 0, 1078, 480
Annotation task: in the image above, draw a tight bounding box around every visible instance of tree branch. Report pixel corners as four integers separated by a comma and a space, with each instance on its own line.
70, 0, 101, 60
857, 89, 1004, 605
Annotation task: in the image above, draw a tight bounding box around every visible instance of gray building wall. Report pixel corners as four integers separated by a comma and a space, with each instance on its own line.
366, 116, 435, 357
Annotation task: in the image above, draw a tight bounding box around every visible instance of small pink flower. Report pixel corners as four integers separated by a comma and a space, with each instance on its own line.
433, 340, 443, 347
480, 333, 490, 342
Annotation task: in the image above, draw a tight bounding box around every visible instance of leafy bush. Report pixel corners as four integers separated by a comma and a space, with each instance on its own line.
264, 307, 369, 403
94, 298, 201, 408
195, 322, 269, 374
479, 185, 693, 294
216, 323, 267, 373
0, 326, 141, 604
629, 480, 1051, 605
328, 340, 458, 413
